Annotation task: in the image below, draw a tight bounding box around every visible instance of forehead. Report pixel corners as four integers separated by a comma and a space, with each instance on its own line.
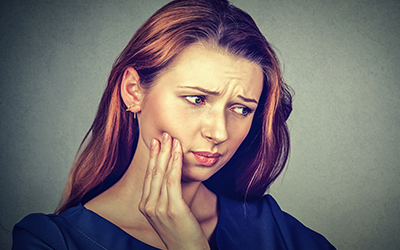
154, 44, 264, 99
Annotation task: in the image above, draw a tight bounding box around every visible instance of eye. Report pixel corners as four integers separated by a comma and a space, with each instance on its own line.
185, 95, 206, 105
231, 106, 252, 117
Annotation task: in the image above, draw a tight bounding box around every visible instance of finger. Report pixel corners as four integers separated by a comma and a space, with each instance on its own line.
147, 132, 173, 203
158, 175, 169, 210
159, 143, 175, 203
167, 139, 183, 201
159, 138, 178, 207
164, 138, 179, 182
141, 138, 160, 205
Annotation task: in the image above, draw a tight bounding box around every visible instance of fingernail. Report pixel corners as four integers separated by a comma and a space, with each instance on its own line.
162, 132, 169, 143
173, 139, 178, 148
151, 139, 157, 149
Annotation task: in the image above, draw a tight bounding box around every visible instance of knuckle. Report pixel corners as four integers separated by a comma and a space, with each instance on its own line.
155, 206, 165, 216
138, 202, 145, 213
152, 165, 164, 176
145, 169, 152, 178
164, 172, 169, 180
143, 204, 155, 217
167, 178, 174, 188
166, 206, 178, 218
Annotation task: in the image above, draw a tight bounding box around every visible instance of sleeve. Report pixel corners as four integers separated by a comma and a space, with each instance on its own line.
266, 195, 336, 250
12, 214, 68, 250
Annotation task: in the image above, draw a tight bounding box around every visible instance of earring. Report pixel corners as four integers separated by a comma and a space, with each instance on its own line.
126, 104, 137, 119
126, 104, 134, 112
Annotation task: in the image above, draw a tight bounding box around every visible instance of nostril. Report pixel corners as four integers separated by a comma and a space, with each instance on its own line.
206, 134, 227, 145
206, 136, 215, 142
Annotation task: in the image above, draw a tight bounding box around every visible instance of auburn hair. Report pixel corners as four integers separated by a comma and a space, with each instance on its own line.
56, 0, 292, 214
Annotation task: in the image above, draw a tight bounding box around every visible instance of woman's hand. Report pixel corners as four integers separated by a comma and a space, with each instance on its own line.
138, 133, 210, 250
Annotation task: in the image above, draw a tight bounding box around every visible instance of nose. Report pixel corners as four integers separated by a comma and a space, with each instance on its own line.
201, 109, 228, 145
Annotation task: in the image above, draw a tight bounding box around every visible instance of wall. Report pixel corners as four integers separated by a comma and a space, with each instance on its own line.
1, 0, 399, 249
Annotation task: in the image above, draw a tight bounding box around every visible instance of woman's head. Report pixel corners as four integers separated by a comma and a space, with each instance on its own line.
124, 43, 264, 184
56, 0, 292, 213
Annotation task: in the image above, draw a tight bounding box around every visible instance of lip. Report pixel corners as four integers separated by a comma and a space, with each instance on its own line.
191, 151, 222, 166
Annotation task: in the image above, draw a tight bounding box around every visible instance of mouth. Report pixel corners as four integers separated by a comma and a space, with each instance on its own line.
191, 151, 222, 166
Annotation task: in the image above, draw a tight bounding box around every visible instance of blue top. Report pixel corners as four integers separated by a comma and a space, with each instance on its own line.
12, 195, 335, 249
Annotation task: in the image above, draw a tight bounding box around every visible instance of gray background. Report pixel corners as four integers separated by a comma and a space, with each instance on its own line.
1, 0, 399, 249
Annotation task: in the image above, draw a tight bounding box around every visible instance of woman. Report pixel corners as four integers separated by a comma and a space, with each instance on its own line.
13, 0, 335, 249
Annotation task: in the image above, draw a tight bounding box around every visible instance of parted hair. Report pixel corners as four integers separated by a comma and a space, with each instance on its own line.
56, 0, 292, 214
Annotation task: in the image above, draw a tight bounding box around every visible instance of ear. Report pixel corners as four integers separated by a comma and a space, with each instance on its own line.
121, 67, 142, 113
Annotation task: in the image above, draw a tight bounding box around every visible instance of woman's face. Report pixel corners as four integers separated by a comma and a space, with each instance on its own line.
138, 44, 263, 183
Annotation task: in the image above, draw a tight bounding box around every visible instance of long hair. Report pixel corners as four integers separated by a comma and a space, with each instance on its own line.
55, 0, 292, 214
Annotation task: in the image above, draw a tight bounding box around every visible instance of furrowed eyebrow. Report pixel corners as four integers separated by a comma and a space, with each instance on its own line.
238, 95, 258, 104
178, 86, 258, 104
178, 86, 220, 95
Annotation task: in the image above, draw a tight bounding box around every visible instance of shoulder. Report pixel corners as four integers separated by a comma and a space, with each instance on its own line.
13, 213, 68, 250
13, 204, 148, 250
217, 194, 336, 250
12, 204, 87, 250
262, 195, 336, 249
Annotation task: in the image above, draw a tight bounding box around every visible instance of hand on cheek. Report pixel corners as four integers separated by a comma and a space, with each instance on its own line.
138, 133, 210, 250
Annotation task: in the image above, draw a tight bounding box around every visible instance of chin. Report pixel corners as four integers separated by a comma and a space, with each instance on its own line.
181, 165, 219, 183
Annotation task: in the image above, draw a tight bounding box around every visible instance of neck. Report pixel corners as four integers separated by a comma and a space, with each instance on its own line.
84, 136, 219, 242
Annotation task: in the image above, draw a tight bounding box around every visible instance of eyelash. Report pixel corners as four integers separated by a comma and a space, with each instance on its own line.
184, 95, 254, 117
185, 95, 206, 105
230, 106, 252, 116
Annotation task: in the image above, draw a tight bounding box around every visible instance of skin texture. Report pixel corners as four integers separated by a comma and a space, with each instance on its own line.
138, 44, 263, 183
85, 44, 264, 249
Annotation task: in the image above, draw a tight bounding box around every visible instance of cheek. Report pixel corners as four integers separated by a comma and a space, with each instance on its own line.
140, 93, 192, 144
139, 95, 169, 143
